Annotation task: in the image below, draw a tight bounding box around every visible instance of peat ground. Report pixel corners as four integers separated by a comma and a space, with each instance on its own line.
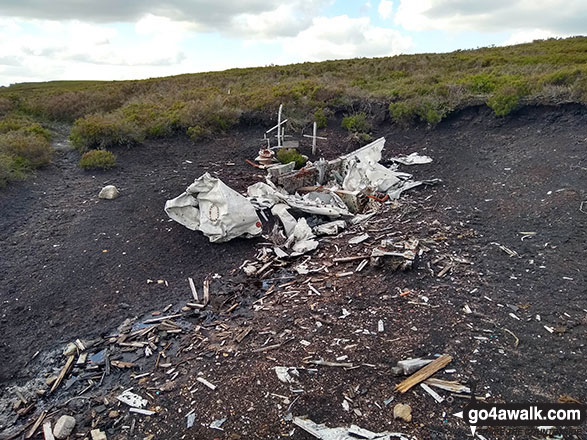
0, 105, 586, 439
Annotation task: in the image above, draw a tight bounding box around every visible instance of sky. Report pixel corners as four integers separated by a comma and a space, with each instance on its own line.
0, 0, 585, 86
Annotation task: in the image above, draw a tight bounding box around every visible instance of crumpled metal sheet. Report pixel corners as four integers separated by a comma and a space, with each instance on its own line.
293, 417, 416, 440
165, 172, 262, 242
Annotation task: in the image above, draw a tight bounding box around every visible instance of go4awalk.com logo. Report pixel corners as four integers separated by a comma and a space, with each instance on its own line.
454, 400, 586, 436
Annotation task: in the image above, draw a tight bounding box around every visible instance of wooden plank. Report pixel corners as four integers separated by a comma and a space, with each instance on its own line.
143, 314, 182, 324
25, 410, 46, 439
203, 280, 210, 305
395, 355, 452, 393
188, 277, 199, 301
50, 355, 75, 394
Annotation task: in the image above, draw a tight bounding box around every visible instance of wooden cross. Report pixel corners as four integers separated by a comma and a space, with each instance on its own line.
265, 104, 288, 148
303, 121, 327, 154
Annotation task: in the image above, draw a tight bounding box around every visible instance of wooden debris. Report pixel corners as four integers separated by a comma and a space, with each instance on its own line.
188, 277, 199, 301
502, 328, 520, 347
203, 279, 210, 305
395, 355, 452, 393
143, 314, 182, 324
50, 355, 75, 394
420, 383, 444, 403
424, 378, 471, 394
437, 263, 453, 278
111, 361, 134, 369
235, 327, 252, 343
129, 408, 156, 416
196, 377, 217, 390
333, 255, 369, 263
25, 410, 46, 439
309, 359, 353, 368
355, 259, 369, 272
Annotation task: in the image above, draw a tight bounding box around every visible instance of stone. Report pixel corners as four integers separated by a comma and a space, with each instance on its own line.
393, 403, 412, 422
53, 415, 76, 439
91, 429, 108, 440
108, 410, 119, 418
98, 185, 120, 200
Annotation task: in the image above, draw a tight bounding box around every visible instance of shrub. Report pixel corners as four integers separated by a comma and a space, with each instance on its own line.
542, 69, 582, 86
0, 97, 13, 116
70, 113, 143, 151
389, 102, 416, 124
21, 123, 52, 141
186, 125, 211, 141
0, 132, 53, 168
341, 113, 372, 133
314, 108, 328, 128
0, 153, 26, 187
464, 73, 498, 93
488, 83, 528, 116
79, 149, 116, 170
277, 148, 307, 169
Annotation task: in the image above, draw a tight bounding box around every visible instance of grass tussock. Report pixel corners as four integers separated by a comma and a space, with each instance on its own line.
0, 131, 53, 187
79, 149, 117, 170
0, 37, 587, 180
277, 148, 307, 169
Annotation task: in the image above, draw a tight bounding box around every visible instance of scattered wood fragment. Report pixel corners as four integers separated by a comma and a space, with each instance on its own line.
203, 279, 210, 305
420, 383, 444, 403
309, 359, 354, 368
437, 263, 453, 278
395, 355, 452, 393
196, 377, 217, 390
502, 328, 520, 347
50, 355, 75, 394
143, 314, 182, 324
129, 408, 156, 416
225, 303, 239, 314
188, 277, 199, 301
333, 255, 369, 263
235, 327, 252, 343
424, 378, 470, 394
25, 410, 46, 439
252, 342, 282, 353
111, 361, 134, 369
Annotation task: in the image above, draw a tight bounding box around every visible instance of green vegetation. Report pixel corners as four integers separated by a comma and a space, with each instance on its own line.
341, 112, 373, 142
0, 118, 53, 187
1, 37, 587, 186
70, 113, 142, 151
314, 108, 328, 128
79, 149, 117, 170
277, 148, 307, 169
341, 113, 371, 133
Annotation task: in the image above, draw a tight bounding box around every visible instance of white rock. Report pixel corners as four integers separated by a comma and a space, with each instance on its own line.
53, 415, 76, 439
98, 185, 120, 200
91, 429, 107, 440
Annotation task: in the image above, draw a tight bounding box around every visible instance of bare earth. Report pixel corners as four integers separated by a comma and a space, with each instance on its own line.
0, 105, 586, 439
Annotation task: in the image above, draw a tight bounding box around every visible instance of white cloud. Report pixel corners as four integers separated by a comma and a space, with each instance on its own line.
284, 15, 412, 61
231, 4, 311, 39
0, 0, 333, 39
503, 29, 568, 46
0, 17, 194, 85
378, 0, 393, 20
395, 0, 587, 34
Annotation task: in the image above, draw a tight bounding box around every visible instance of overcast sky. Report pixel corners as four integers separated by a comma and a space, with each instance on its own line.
1, 0, 585, 86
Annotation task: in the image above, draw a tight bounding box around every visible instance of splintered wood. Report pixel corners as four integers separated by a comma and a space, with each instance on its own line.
50, 355, 75, 394
395, 354, 452, 393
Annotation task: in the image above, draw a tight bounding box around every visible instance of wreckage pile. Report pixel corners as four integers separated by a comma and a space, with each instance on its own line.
165, 137, 438, 266
2, 138, 453, 439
